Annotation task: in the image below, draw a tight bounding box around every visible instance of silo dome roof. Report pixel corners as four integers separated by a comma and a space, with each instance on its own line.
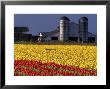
79, 17, 88, 22
60, 16, 70, 21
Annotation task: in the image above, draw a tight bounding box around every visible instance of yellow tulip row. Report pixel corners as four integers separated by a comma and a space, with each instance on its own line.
14, 44, 97, 70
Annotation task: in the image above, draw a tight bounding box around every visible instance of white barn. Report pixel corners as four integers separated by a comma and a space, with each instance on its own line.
38, 16, 96, 43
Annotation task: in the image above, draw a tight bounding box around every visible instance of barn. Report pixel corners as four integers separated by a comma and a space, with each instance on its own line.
14, 27, 38, 42
38, 16, 96, 43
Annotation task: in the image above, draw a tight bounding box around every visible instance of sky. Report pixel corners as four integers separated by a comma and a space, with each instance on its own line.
14, 14, 97, 35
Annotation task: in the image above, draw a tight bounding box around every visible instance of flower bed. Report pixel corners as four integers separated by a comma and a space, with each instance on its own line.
14, 60, 97, 76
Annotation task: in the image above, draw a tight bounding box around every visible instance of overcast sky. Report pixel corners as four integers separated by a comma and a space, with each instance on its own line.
14, 14, 97, 35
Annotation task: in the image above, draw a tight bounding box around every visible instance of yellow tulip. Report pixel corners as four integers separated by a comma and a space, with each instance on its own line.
14, 44, 97, 70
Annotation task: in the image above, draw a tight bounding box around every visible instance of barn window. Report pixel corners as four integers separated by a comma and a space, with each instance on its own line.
68, 37, 78, 42
51, 37, 58, 40
88, 37, 95, 43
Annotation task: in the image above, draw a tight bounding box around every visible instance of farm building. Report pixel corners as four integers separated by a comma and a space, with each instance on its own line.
38, 16, 96, 43
14, 27, 38, 42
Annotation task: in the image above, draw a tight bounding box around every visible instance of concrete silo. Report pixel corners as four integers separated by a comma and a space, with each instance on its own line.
79, 17, 88, 43
59, 16, 70, 42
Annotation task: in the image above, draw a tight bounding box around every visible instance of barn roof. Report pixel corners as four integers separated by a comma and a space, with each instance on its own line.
14, 27, 29, 33
88, 32, 96, 37
38, 26, 59, 38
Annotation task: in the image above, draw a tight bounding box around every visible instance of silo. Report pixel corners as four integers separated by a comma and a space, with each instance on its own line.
60, 16, 70, 42
79, 17, 88, 43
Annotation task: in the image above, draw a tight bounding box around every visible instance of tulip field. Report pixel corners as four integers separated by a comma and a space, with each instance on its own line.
14, 44, 97, 76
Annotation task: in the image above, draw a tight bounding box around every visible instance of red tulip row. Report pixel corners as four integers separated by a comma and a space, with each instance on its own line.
14, 60, 97, 76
